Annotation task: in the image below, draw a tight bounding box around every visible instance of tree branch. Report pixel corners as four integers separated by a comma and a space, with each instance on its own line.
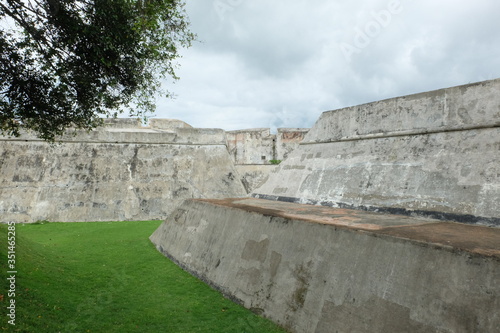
0, 2, 63, 73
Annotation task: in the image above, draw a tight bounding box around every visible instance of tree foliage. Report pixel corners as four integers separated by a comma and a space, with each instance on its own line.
0, 0, 194, 141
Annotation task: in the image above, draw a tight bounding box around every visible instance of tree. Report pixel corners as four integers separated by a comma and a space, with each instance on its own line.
0, 0, 195, 141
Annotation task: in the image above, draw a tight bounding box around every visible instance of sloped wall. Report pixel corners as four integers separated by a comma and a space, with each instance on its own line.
150, 198, 500, 333
226, 128, 309, 165
0, 123, 246, 222
226, 128, 276, 165
276, 128, 309, 161
226, 128, 309, 193
150, 79, 500, 333
254, 79, 500, 225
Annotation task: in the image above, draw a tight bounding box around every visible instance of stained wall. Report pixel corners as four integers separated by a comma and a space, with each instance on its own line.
0, 122, 246, 222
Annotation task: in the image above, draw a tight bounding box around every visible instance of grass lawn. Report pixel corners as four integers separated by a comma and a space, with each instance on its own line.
0, 221, 287, 333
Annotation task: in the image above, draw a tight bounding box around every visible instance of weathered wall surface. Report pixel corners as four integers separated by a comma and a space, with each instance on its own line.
226, 128, 276, 165
150, 79, 500, 332
235, 165, 278, 193
102, 118, 142, 128
226, 128, 309, 165
254, 79, 500, 225
0, 122, 246, 222
276, 128, 309, 161
150, 198, 500, 333
148, 118, 192, 130
226, 128, 309, 192
103, 118, 192, 130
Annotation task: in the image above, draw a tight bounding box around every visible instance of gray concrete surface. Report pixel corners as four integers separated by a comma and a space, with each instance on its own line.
235, 165, 279, 193
226, 128, 308, 193
151, 79, 500, 332
226, 128, 309, 165
226, 128, 277, 165
306, 78, 500, 143
254, 79, 500, 225
149, 118, 192, 130
276, 128, 309, 161
0, 118, 309, 222
103, 118, 142, 128
150, 198, 500, 333
0, 122, 246, 222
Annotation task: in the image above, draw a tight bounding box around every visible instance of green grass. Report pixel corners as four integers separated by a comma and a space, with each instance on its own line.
0, 221, 287, 333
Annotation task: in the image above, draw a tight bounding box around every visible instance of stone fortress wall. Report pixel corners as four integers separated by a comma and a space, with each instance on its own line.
1, 78, 499, 332
226, 128, 309, 192
151, 78, 500, 333
0, 118, 307, 222
0, 119, 249, 223
254, 78, 500, 225
226, 127, 309, 165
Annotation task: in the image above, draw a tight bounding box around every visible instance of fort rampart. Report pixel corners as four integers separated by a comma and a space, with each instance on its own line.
151, 79, 500, 332
0, 118, 308, 222
1, 78, 499, 332
0, 121, 247, 222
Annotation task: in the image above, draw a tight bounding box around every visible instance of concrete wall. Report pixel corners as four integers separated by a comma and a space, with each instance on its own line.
148, 118, 192, 130
102, 118, 192, 130
149, 79, 500, 332
150, 198, 500, 333
102, 118, 142, 128
235, 165, 279, 193
226, 128, 309, 165
254, 79, 500, 226
226, 128, 276, 165
0, 121, 246, 222
226, 128, 309, 192
276, 128, 309, 161
0, 118, 309, 221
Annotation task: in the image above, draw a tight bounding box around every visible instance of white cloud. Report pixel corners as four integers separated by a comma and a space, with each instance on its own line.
152, 0, 500, 131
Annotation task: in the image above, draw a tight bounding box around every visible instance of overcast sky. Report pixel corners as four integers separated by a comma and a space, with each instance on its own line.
151, 0, 500, 131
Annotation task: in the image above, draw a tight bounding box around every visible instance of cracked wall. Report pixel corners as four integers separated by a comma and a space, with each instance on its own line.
0, 122, 246, 222
254, 78, 500, 225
